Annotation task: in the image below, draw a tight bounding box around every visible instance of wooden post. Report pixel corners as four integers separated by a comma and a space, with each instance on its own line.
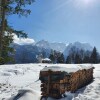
47, 70, 51, 95
47, 75, 50, 95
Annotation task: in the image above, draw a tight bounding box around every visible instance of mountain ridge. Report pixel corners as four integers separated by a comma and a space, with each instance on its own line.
12, 40, 93, 63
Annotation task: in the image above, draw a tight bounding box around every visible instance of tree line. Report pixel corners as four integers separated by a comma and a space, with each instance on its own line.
49, 47, 99, 64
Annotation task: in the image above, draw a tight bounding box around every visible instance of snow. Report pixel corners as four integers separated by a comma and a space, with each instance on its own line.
0, 64, 100, 100
41, 64, 93, 73
42, 58, 51, 61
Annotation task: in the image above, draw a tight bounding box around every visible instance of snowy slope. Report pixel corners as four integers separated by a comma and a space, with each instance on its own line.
0, 64, 100, 100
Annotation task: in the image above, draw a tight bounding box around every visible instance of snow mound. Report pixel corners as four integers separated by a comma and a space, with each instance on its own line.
10, 89, 41, 100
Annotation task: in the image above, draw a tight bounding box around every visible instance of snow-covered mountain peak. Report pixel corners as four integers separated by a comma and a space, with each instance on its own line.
64, 42, 93, 57
50, 42, 66, 52
35, 40, 67, 52
35, 40, 50, 49
72, 41, 93, 51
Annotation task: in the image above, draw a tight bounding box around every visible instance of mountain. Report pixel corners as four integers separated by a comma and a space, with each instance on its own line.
35, 40, 50, 49
35, 40, 66, 52
12, 43, 51, 63
63, 42, 93, 57
50, 42, 66, 52
72, 42, 93, 51
11, 40, 93, 63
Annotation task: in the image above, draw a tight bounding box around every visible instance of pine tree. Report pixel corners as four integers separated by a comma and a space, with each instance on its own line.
83, 55, 90, 63
49, 50, 62, 63
0, 0, 34, 64
75, 53, 82, 64
90, 47, 98, 64
49, 53, 55, 63
66, 56, 70, 64
57, 53, 65, 63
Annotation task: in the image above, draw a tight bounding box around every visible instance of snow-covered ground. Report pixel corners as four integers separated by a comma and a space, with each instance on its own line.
0, 64, 100, 100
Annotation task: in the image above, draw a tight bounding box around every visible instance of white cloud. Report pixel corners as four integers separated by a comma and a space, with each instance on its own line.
13, 34, 35, 45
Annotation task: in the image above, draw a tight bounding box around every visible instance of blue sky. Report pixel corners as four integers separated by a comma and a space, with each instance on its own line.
8, 0, 100, 51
